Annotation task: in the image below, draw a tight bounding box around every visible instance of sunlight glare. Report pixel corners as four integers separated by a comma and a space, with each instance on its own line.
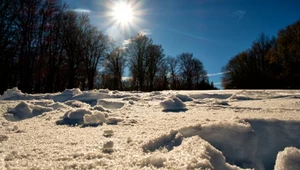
112, 2, 134, 26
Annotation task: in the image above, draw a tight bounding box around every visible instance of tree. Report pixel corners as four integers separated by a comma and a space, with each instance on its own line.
102, 48, 126, 90
155, 59, 169, 90
276, 20, 300, 88
126, 33, 152, 91
84, 27, 110, 90
221, 51, 250, 89
166, 56, 179, 90
0, 0, 21, 93
146, 44, 164, 91
222, 33, 276, 89
177, 53, 207, 90
249, 33, 276, 88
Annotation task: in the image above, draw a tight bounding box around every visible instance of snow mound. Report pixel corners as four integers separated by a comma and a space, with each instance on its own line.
64, 100, 91, 108
99, 89, 109, 93
97, 99, 125, 109
122, 96, 140, 101
227, 93, 255, 101
142, 119, 300, 170
180, 121, 259, 169
83, 112, 105, 126
143, 131, 183, 152
274, 147, 300, 170
175, 93, 193, 102
28, 100, 54, 107
0, 87, 24, 100
160, 96, 187, 112
144, 121, 257, 168
177, 136, 245, 170
142, 136, 245, 170
6, 101, 53, 120
71, 92, 113, 106
57, 108, 105, 126
52, 88, 82, 102
91, 105, 110, 112
48, 102, 69, 110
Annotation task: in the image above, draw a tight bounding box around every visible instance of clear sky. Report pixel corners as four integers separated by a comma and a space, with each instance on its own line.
64, 0, 300, 88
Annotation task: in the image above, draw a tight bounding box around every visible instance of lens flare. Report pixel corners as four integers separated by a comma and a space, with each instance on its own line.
112, 2, 133, 26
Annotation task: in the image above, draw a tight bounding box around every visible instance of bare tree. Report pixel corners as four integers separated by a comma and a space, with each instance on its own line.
0, 0, 21, 93
166, 56, 179, 90
102, 48, 126, 90
146, 44, 164, 91
84, 27, 110, 90
178, 53, 207, 90
127, 33, 152, 91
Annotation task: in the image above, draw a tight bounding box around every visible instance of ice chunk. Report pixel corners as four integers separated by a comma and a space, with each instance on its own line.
274, 147, 300, 170
83, 111, 105, 126
58, 108, 105, 126
103, 130, 114, 137
160, 96, 187, 112
103, 141, 114, 153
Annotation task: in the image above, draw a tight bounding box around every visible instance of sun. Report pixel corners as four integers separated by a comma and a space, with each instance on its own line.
104, 0, 146, 43
112, 2, 134, 25
105, 0, 145, 31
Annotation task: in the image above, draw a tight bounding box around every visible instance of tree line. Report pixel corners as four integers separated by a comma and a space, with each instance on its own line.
101, 33, 217, 91
0, 0, 216, 94
222, 20, 300, 89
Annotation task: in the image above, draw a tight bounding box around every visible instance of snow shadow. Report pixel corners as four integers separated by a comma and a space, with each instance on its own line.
142, 119, 300, 170
245, 119, 300, 170
142, 130, 183, 152
189, 93, 233, 100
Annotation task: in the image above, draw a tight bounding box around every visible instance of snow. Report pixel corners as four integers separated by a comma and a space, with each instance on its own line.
0, 87, 24, 100
57, 108, 106, 126
52, 88, 82, 102
274, 147, 300, 170
83, 112, 106, 126
1, 88, 300, 169
160, 96, 187, 112
5, 101, 53, 120
97, 99, 125, 109
175, 93, 193, 102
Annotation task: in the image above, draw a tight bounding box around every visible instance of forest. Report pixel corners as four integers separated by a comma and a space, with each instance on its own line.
0, 0, 216, 94
222, 20, 300, 89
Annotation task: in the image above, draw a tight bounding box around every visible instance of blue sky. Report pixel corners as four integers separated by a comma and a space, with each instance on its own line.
64, 0, 300, 88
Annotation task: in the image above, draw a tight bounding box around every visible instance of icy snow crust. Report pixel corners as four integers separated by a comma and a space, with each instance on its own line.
1, 88, 300, 169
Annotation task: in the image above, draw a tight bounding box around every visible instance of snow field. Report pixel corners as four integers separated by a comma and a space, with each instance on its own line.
1, 88, 300, 169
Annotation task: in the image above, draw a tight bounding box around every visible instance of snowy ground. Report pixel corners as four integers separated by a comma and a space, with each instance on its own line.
1, 88, 300, 170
